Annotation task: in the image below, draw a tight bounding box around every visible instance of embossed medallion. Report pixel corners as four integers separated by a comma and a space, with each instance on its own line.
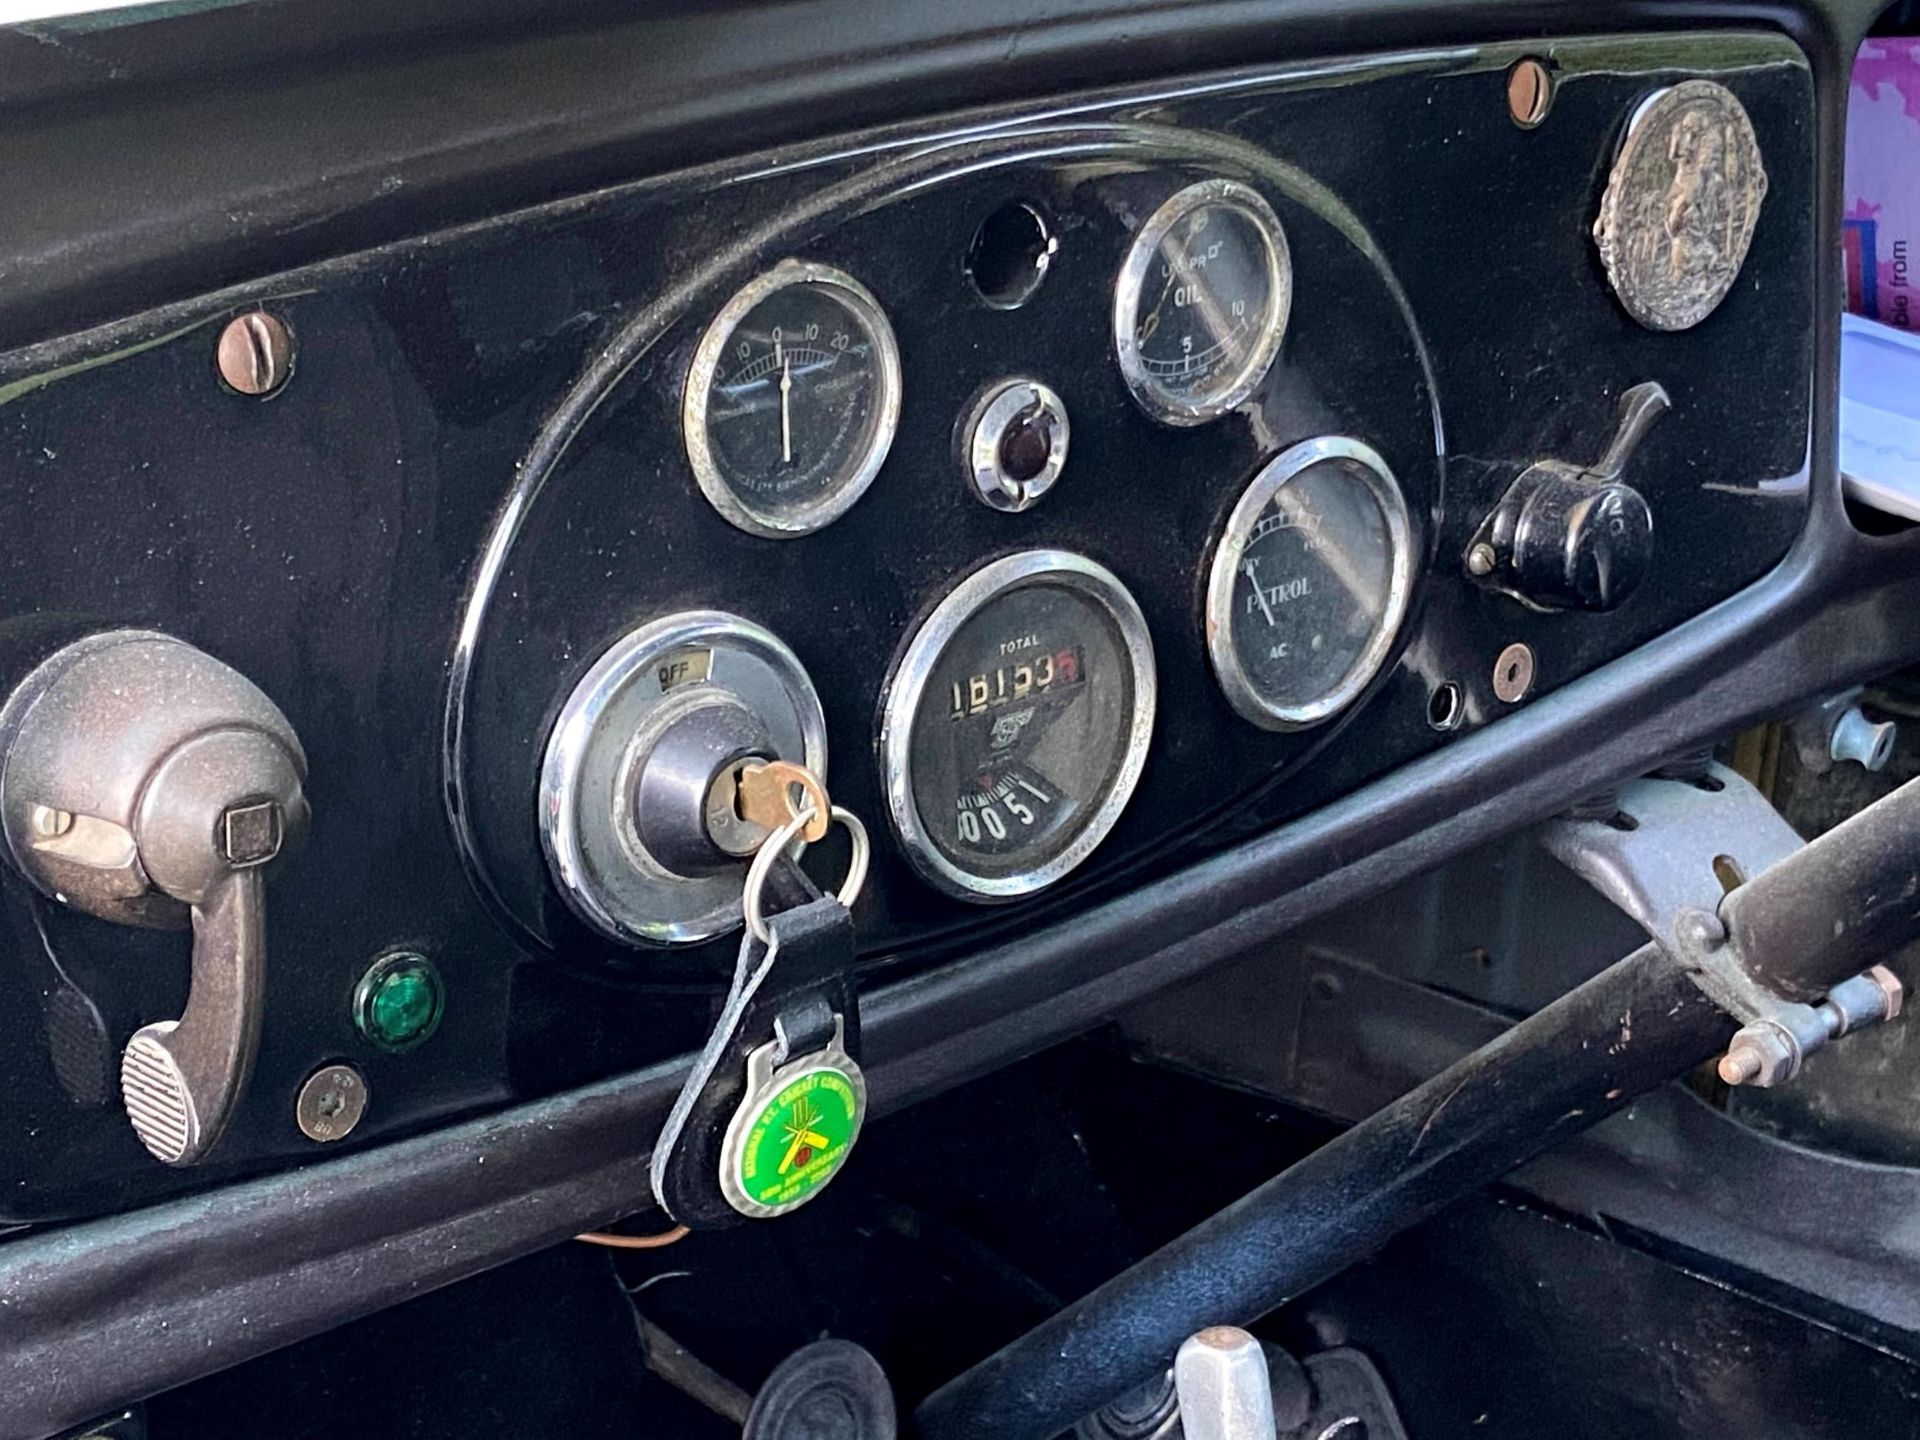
1593, 80, 1768, 332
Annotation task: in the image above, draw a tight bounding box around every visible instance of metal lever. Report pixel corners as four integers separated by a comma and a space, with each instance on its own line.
1465, 380, 1668, 611
1174, 1328, 1279, 1440
917, 778, 1920, 1440
122, 868, 267, 1163
1589, 381, 1672, 483
0, 631, 307, 1165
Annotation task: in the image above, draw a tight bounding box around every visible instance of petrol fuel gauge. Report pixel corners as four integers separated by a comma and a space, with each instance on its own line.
1206, 437, 1414, 730
685, 260, 902, 537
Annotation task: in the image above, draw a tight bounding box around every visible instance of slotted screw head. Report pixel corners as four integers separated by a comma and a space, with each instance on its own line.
216, 312, 294, 397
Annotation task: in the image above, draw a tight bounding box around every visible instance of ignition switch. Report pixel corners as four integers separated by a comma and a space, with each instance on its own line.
961, 377, 1071, 513
539, 611, 829, 946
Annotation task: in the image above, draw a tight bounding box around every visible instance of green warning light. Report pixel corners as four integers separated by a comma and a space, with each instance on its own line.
353, 952, 444, 1053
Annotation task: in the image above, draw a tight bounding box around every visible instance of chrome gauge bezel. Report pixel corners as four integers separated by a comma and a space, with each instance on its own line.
1205, 436, 1414, 732
880, 550, 1157, 902
1112, 178, 1293, 427
683, 259, 904, 539
540, 610, 829, 946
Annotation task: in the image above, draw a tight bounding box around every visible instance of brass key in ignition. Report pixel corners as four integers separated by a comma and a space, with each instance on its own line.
733, 759, 831, 843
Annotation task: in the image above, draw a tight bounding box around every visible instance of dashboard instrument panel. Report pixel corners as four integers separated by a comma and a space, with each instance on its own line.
450, 122, 1454, 969
0, 30, 1814, 1220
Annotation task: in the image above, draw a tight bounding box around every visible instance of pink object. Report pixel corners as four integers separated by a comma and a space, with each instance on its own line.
1846, 37, 1920, 330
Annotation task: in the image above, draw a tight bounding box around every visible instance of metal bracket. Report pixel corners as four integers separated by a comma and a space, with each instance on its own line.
1539, 763, 1904, 1087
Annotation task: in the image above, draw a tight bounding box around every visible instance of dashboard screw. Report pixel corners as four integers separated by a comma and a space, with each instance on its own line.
1492, 643, 1536, 703
216, 311, 294, 397
1466, 542, 1496, 576
1506, 57, 1555, 128
296, 1063, 368, 1142
28, 804, 72, 838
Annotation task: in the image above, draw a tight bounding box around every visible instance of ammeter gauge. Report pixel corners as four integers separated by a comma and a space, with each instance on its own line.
1205, 437, 1414, 730
1113, 179, 1292, 426
684, 260, 902, 537
881, 551, 1156, 901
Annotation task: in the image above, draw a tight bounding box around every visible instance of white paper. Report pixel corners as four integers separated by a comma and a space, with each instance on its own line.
1841, 313, 1920, 522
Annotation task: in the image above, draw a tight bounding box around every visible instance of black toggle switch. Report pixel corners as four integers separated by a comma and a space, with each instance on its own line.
1466, 381, 1667, 612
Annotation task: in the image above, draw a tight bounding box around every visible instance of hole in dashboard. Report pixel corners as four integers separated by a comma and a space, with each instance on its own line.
1427, 681, 1464, 732
965, 201, 1056, 310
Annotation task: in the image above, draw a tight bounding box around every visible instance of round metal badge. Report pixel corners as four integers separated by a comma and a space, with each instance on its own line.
1592, 80, 1768, 332
719, 1016, 867, 1219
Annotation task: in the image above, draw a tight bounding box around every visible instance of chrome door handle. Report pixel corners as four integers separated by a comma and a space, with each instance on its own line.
0, 631, 307, 1165
122, 866, 268, 1163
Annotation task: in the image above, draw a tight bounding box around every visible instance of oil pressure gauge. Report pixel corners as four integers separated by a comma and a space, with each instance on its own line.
1114, 179, 1292, 426
685, 259, 903, 537
1206, 437, 1414, 730
881, 551, 1156, 901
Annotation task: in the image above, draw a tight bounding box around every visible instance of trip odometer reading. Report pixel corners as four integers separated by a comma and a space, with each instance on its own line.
1114, 179, 1292, 426
1205, 437, 1414, 731
882, 553, 1156, 901
685, 260, 902, 537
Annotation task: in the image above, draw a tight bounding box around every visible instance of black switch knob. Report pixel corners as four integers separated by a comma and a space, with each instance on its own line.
1502, 466, 1654, 610
1467, 381, 1668, 613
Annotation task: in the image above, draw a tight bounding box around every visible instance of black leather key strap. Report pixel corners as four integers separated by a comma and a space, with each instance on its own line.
651, 866, 861, 1228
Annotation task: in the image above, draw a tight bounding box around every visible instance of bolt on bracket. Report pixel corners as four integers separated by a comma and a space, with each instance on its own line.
1788, 687, 1898, 776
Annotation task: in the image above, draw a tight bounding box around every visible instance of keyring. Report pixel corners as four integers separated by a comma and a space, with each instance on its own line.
743, 803, 871, 945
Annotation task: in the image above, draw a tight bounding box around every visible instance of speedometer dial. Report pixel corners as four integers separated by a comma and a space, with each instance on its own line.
881, 552, 1156, 901
1114, 179, 1292, 426
1205, 437, 1414, 731
684, 260, 902, 538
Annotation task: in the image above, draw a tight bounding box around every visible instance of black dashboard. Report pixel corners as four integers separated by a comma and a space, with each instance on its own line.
0, 29, 1817, 1224
20, 3, 1920, 1430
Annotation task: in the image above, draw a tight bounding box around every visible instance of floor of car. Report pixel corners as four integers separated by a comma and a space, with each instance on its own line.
144, 1041, 1920, 1439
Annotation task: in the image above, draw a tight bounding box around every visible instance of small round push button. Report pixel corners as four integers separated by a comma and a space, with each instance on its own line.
962, 378, 1070, 513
